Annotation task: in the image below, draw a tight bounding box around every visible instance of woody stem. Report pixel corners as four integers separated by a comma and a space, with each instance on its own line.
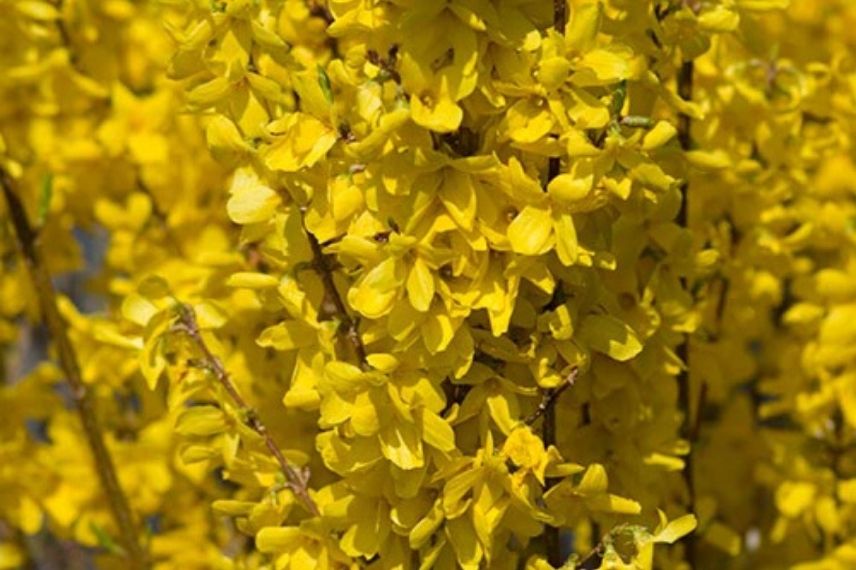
544, 2, 569, 566
174, 306, 320, 516
676, 57, 698, 565
1, 169, 148, 569
304, 223, 368, 366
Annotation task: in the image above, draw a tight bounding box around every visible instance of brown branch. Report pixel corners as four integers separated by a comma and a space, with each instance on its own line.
135, 174, 181, 252
543, 3, 569, 566
55, 18, 80, 69
303, 222, 368, 366
173, 305, 320, 516
554, 0, 568, 34
307, 0, 334, 24
573, 523, 630, 569
575, 542, 604, 569
0, 169, 148, 569
526, 367, 578, 425
677, 59, 695, 173
676, 57, 697, 565
53, 1, 88, 75
543, 398, 561, 564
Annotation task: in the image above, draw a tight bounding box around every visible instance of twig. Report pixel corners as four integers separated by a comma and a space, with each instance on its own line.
573, 523, 630, 569
677, 60, 695, 195
676, 57, 697, 565
544, 3, 569, 566
303, 222, 368, 366
525, 367, 578, 425
172, 305, 320, 516
135, 175, 181, 252
55, 17, 80, 69
307, 0, 333, 24
690, 382, 708, 444
575, 542, 604, 569
53, 2, 90, 76
553, 0, 567, 34
0, 169, 147, 569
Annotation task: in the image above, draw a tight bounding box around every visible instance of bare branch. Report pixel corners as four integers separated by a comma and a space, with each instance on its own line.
542, 4, 569, 564
1, 169, 148, 569
676, 56, 698, 564
526, 367, 579, 426
573, 524, 631, 569
554, 0, 568, 31
173, 306, 320, 516
575, 542, 604, 570
302, 222, 368, 366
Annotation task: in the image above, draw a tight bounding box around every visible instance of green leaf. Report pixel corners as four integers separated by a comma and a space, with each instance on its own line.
89, 522, 126, 556
610, 80, 627, 118
317, 64, 333, 104
37, 172, 53, 225
620, 115, 655, 129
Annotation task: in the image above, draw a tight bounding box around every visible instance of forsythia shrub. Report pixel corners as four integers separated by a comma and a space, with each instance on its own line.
2, 0, 856, 569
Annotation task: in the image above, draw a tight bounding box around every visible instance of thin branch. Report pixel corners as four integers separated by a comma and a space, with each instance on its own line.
689, 381, 708, 444
575, 542, 604, 570
173, 306, 320, 516
526, 367, 578, 425
573, 523, 630, 569
543, 403, 562, 563
676, 57, 697, 565
307, 0, 334, 24
554, 0, 567, 34
55, 18, 80, 69
677, 60, 695, 196
543, 3, 569, 565
0, 169, 147, 569
303, 221, 368, 366
53, 1, 86, 74
135, 174, 181, 252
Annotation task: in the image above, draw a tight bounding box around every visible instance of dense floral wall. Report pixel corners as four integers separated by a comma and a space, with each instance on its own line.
2, 1, 856, 569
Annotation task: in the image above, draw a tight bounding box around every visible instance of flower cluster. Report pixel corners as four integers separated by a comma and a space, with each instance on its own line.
2, 1, 856, 570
